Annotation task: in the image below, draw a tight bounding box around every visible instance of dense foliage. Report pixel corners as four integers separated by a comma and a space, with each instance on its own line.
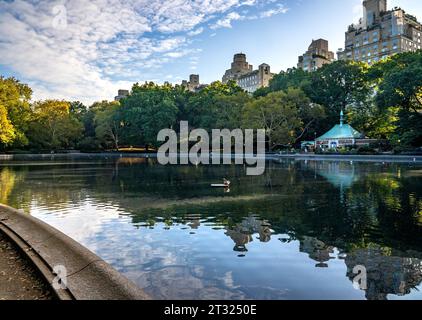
0, 51, 421, 152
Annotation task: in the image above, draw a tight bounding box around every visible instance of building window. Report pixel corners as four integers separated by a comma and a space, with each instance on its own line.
393, 40, 398, 50
372, 32, 379, 42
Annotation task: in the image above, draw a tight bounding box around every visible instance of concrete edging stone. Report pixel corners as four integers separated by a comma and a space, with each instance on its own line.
0, 203, 149, 300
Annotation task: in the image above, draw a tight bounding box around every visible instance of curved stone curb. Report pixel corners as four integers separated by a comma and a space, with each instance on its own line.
0, 204, 150, 300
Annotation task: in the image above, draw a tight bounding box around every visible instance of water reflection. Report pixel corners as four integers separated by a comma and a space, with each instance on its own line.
345, 247, 422, 300
299, 237, 335, 268
0, 159, 421, 300
225, 216, 272, 253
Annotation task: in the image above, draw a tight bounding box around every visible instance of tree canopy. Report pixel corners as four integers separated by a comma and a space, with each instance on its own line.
0, 77, 32, 148
0, 51, 421, 153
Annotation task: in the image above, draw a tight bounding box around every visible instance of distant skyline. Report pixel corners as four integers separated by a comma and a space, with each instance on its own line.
0, 0, 421, 104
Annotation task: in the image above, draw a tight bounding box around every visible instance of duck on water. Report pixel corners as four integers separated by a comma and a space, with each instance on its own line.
211, 179, 231, 188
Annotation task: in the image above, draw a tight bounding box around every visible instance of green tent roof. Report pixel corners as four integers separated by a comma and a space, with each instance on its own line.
316, 124, 364, 140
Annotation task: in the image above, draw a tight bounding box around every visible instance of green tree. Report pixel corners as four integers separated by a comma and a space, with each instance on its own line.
254, 68, 311, 98
185, 81, 245, 130
304, 61, 370, 131
94, 101, 123, 151
121, 82, 179, 147
28, 100, 83, 150
0, 77, 32, 149
214, 92, 251, 129
348, 105, 399, 140
243, 89, 323, 150
371, 51, 422, 147
280, 88, 325, 142
70, 101, 88, 119
0, 103, 15, 146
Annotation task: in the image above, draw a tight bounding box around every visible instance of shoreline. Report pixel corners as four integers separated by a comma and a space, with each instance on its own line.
274, 153, 422, 163
0, 203, 150, 300
0, 152, 421, 163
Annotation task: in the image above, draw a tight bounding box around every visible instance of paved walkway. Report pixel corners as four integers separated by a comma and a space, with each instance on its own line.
0, 231, 53, 300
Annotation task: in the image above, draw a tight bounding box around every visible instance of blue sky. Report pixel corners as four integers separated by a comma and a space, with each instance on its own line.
0, 0, 421, 104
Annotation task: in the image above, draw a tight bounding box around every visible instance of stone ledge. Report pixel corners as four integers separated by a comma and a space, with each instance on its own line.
275, 154, 422, 163
0, 203, 149, 300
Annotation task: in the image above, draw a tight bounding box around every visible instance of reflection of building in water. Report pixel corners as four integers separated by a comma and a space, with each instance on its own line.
183, 214, 201, 229
297, 236, 422, 299
225, 216, 272, 252
188, 219, 201, 229
299, 236, 335, 268
305, 160, 358, 189
345, 247, 422, 300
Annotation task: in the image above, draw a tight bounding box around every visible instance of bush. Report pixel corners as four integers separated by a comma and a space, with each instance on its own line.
369, 140, 392, 152
78, 137, 100, 152
357, 146, 378, 155
5, 149, 31, 154
339, 147, 349, 154
393, 145, 422, 155
326, 148, 338, 154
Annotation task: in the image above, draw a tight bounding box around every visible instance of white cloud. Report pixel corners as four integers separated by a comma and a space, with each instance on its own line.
0, 0, 288, 104
240, 0, 257, 6
165, 51, 189, 58
260, 5, 288, 18
211, 12, 244, 29
188, 27, 204, 36
209, 2, 288, 30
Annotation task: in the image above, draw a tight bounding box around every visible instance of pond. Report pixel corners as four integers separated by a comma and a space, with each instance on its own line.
0, 157, 422, 300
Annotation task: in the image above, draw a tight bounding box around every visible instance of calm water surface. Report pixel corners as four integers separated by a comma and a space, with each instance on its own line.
1, 157, 421, 300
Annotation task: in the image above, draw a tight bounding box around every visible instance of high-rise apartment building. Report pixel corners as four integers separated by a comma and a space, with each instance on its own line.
114, 89, 129, 101
222, 53, 253, 83
236, 63, 273, 93
182, 74, 203, 92
298, 39, 335, 72
337, 0, 422, 64
222, 53, 274, 93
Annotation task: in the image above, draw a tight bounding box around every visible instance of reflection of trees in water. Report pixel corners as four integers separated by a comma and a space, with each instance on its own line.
0, 167, 29, 210
299, 236, 335, 268
0, 167, 19, 204
297, 235, 422, 300
225, 216, 272, 252
345, 246, 422, 300
0, 164, 95, 211
346, 170, 422, 252
1, 159, 422, 299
